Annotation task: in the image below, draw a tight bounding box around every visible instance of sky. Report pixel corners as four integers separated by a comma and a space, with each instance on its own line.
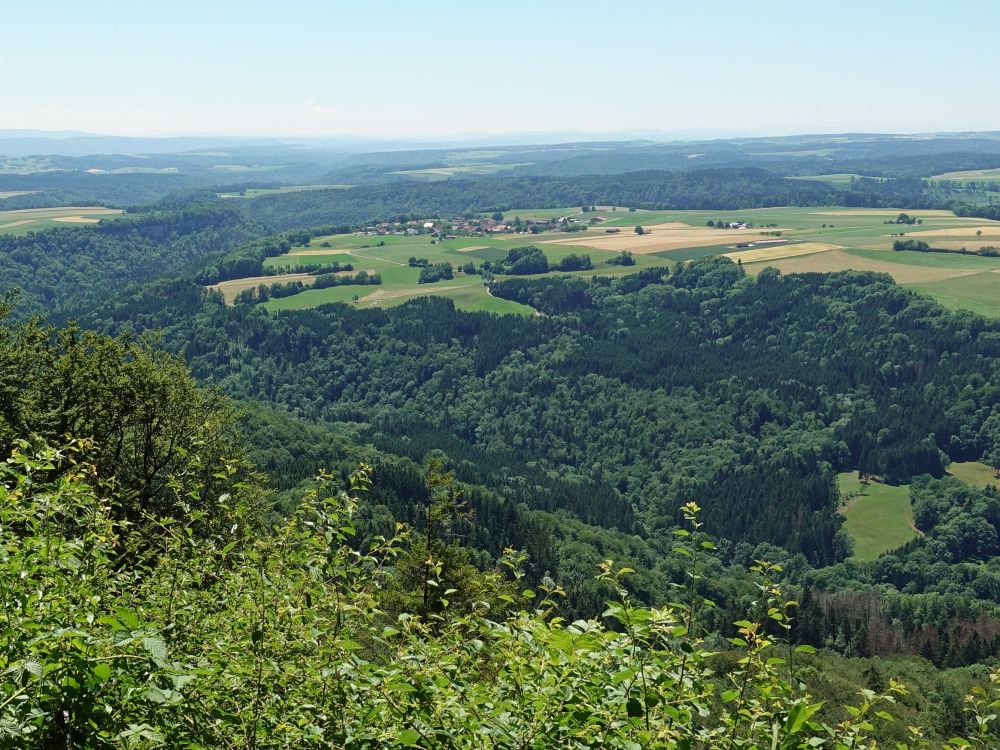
5, 0, 998, 139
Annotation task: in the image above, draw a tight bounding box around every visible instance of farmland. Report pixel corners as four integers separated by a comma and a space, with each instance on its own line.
0, 206, 124, 235
202, 205, 1000, 317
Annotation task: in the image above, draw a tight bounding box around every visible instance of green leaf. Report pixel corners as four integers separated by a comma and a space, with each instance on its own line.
397, 728, 421, 746
92, 663, 112, 682
142, 636, 167, 665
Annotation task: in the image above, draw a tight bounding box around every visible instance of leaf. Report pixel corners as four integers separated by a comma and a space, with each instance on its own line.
142, 636, 168, 665
795, 644, 817, 654
92, 663, 112, 682
783, 701, 823, 736
116, 608, 142, 631
397, 728, 421, 746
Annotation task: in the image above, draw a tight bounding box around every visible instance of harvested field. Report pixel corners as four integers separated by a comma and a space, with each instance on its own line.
815, 209, 960, 217
455, 245, 490, 253
288, 248, 366, 256
0, 206, 123, 234
53, 216, 102, 224
741, 248, 983, 284
723, 242, 839, 264
915, 240, 1000, 251
903, 225, 1000, 238
209, 273, 315, 304
541, 222, 788, 254
360, 284, 476, 304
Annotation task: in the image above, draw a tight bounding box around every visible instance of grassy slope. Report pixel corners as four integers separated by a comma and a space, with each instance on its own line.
948, 461, 1000, 488
838, 472, 917, 562
908, 273, 1000, 317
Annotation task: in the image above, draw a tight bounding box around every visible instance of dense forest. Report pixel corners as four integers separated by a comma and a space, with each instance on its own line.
1, 309, 998, 747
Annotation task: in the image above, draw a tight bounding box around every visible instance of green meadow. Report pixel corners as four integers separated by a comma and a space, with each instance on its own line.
838, 472, 918, 561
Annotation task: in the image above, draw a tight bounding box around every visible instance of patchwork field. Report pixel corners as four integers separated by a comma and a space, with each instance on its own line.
540, 222, 788, 254
205, 206, 1000, 317
0, 206, 123, 235
838, 472, 918, 561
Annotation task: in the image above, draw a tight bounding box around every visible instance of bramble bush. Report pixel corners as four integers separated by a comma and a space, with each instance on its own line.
1, 443, 997, 748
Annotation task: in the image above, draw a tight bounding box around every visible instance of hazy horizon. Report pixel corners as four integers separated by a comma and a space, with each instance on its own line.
8, 0, 998, 139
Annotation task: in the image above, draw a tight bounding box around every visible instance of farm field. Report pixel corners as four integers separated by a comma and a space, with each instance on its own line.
722, 241, 838, 264
257, 230, 659, 314
540, 222, 790, 254
908, 272, 1000, 317
220, 206, 1000, 317
838, 472, 918, 561
209, 273, 317, 304
0, 206, 123, 235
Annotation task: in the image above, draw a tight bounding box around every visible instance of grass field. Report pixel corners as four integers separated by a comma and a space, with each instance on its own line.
948, 461, 1000, 488
838, 472, 918, 561
0, 206, 123, 235
909, 272, 1000, 316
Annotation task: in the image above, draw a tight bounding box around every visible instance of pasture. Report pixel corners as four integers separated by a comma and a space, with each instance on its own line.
838, 472, 918, 561
0, 206, 123, 235
948, 461, 1000, 488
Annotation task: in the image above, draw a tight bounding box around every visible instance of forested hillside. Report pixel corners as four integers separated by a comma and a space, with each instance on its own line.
1, 310, 997, 747
0, 204, 265, 317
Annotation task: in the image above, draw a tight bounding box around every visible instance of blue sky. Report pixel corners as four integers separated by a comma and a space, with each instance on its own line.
6, 0, 997, 137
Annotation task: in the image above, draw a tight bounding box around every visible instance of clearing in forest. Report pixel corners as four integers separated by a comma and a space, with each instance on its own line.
838, 472, 918, 561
